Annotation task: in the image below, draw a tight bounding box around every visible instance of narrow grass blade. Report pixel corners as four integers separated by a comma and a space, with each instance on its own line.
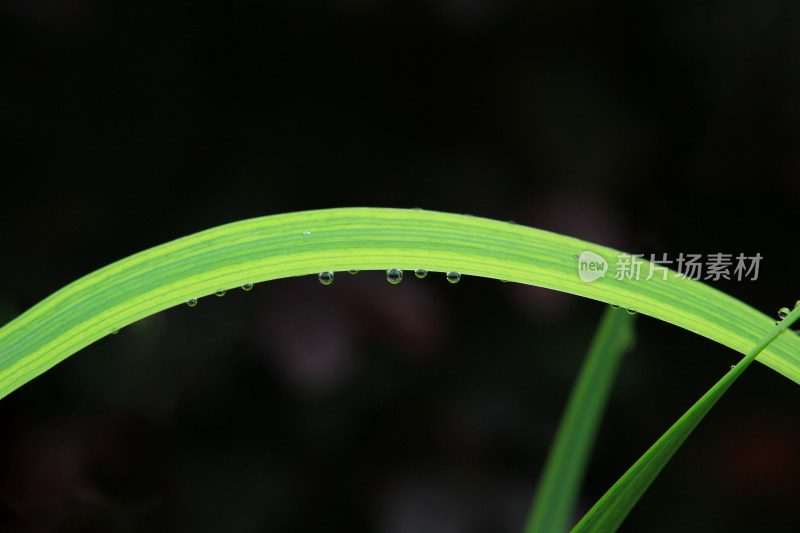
1, 207, 799, 400
525, 307, 636, 533
571, 304, 800, 533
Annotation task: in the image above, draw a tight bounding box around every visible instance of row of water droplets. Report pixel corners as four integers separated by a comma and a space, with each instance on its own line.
301, 220, 464, 286
301, 220, 461, 287
114, 214, 512, 335
178, 270, 462, 312
319, 269, 461, 286
178, 268, 462, 308
184, 283, 253, 307
112, 282, 257, 334
609, 303, 637, 315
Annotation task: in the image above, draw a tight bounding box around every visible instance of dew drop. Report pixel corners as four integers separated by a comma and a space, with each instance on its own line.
349, 269, 359, 275
730, 365, 736, 370
610, 304, 620, 309
386, 268, 403, 285
215, 289, 226, 297
414, 269, 428, 279
446, 272, 461, 284
302, 231, 311, 236
778, 307, 791, 320
241, 283, 254, 291
626, 308, 637, 315
319, 271, 334, 285
111, 328, 119, 335
186, 298, 198, 307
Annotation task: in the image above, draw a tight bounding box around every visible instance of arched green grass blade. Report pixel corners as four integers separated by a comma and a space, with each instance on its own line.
525, 307, 636, 533
571, 305, 800, 533
0, 207, 798, 400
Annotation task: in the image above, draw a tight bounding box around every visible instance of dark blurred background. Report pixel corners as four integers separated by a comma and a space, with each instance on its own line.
1, 0, 800, 531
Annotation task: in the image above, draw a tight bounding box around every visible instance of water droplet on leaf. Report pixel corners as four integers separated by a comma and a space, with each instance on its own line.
610, 304, 620, 309
446, 272, 461, 284
730, 365, 736, 370
349, 269, 359, 274
215, 289, 226, 297
186, 298, 198, 307
414, 269, 428, 279
302, 231, 311, 236
111, 328, 119, 335
319, 271, 334, 285
778, 307, 791, 320
386, 269, 403, 284
242, 283, 253, 291
626, 308, 637, 315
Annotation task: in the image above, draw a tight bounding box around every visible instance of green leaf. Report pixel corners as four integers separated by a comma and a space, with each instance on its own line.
1, 207, 798, 400
571, 305, 800, 533
525, 306, 636, 533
